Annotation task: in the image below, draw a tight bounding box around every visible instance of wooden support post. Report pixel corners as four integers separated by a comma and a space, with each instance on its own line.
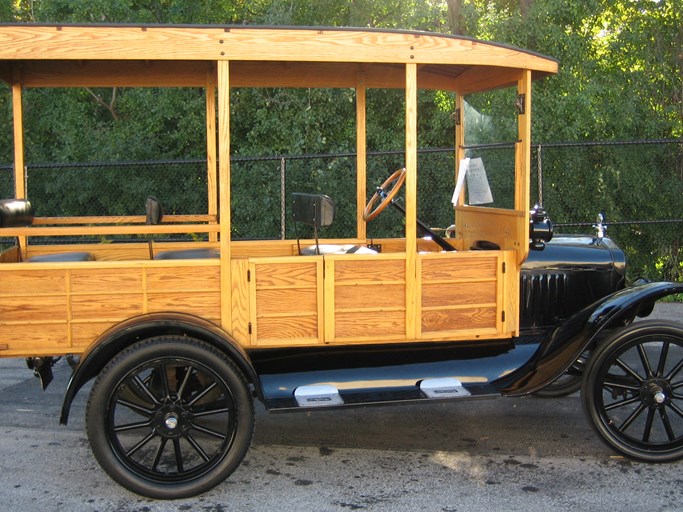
356, 72, 367, 240
454, 93, 466, 233
206, 66, 218, 243
12, 67, 27, 259
515, 69, 532, 264
217, 60, 232, 330
405, 63, 418, 340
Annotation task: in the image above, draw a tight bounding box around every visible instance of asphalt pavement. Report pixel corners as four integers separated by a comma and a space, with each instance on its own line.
0, 303, 681, 512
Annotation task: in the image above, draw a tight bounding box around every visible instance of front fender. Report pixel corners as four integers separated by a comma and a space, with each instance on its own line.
59, 312, 261, 425
495, 281, 683, 395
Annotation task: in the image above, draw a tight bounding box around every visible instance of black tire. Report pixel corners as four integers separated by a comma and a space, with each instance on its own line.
582, 320, 683, 462
534, 372, 583, 398
534, 350, 589, 398
86, 336, 255, 499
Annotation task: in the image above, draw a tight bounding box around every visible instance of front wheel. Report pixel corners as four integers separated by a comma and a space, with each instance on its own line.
534, 350, 589, 398
582, 320, 683, 462
86, 336, 255, 499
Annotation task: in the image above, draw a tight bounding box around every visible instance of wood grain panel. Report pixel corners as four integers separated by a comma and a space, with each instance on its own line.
335, 283, 405, 310
147, 292, 221, 319
334, 310, 405, 338
146, 265, 220, 292
0, 323, 68, 354
422, 281, 496, 308
255, 262, 318, 288
0, 296, 66, 321
70, 294, 143, 319
70, 268, 142, 293
256, 288, 317, 316
333, 258, 405, 284
421, 256, 497, 281
255, 315, 318, 342
0, 269, 66, 295
231, 259, 250, 345
421, 307, 496, 333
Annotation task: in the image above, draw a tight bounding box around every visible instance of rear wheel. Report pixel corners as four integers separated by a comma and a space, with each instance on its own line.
86, 336, 254, 499
582, 320, 683, 462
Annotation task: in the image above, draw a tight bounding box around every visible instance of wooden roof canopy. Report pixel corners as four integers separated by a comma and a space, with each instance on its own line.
0, 25, 558, 92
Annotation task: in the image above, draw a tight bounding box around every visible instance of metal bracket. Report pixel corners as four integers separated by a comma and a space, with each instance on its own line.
515, 93, 526, 115
26, 356, 55, 390
452, 108, 461, 125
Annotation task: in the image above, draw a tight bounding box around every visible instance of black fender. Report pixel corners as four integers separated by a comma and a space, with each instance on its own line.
495, 281, 683, 395
59, 312, 261, 425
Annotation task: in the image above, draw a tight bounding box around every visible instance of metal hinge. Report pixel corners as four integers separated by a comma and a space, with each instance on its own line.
502, 311, 506, 322
248, 322, 252, 334
502, 262, 506, 273
247, 269, 251, 282
515, 93, 526, 115
452, 108, 461, 125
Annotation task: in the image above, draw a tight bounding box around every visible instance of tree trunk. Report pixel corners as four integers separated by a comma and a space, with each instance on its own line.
520, 0, 533, 18
446, 0, 465, 35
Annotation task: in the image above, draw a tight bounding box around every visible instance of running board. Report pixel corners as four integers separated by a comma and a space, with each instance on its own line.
267, 380, 497, 411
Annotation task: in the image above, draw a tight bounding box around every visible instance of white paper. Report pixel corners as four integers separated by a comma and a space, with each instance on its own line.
465, 157, 493, 205
452, 157, 470, 205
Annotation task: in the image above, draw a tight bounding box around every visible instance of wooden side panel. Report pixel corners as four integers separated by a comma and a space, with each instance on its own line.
327, 255, 407, 343
419, 252, 505, 340
0, 323, 69, 353
146, 265, 221, 321
250, 258, 322, 346
503, 250, 520, 336
230, 259, 250, 345
421, 307, 497, 333
0, 261, 222, 357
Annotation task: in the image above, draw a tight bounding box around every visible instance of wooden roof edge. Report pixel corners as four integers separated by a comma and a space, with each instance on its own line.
0, 24, 559, 76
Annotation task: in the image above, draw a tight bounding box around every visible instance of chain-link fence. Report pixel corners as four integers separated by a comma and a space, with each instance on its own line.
1, 139, 681, 282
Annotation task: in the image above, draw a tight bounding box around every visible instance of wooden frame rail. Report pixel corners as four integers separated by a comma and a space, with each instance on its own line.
1, 224, 219, 237
32, 214, 217, 225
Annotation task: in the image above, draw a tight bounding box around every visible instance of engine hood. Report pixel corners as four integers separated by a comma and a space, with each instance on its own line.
524, 234, 625, 271
520, 235, 626, 333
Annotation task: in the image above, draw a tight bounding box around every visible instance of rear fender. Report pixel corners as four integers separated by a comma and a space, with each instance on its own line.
59, 312, 261, 425
496, 281, 683, 395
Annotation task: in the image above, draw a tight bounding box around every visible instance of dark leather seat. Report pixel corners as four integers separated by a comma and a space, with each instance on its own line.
28, 252, 95, 262
145, 197, 219, 260
154, 248, 219, 260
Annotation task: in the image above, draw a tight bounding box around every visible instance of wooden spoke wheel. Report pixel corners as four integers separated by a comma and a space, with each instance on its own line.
363, 168, 406, 222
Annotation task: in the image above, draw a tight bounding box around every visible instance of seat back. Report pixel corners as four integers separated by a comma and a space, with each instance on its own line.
0, 199, 34, 227
291, 193, 335, 255
145, 196, 163, 225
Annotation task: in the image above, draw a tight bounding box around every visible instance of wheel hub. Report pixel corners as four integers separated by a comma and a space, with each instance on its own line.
164, 414, 179, 430
640, 379, 671, 407
153, 403, 191, 437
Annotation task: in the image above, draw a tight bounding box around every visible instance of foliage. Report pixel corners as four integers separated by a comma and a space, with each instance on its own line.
0, 0, 681, 282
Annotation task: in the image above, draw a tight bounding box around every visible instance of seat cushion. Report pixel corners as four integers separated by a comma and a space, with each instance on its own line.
300, 244, 376, 255
28, 252, 95, 262
154, 248, 220, 260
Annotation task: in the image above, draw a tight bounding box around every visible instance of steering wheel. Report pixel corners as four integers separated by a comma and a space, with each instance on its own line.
363, 168, 406, 222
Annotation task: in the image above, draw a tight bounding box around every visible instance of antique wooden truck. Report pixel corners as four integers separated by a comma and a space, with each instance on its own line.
0, 25, 680, 499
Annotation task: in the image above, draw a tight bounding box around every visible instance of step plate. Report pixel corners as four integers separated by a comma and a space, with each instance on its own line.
294, 384, 344, 407
419, 377, 471, 398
